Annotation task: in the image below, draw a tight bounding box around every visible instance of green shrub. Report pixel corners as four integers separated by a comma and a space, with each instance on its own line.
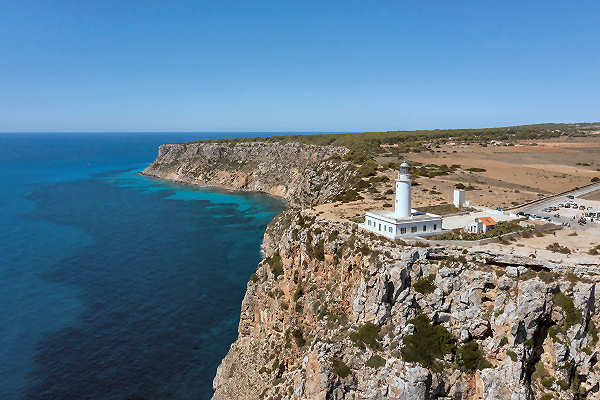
271, 358, 280, 371
589, 321, 598, 346
293, 329, 306, 347
267, 252, 284, 278
250, 273, 259, 283
400, 313, 455, 368
548, 325, 562, 341
546, 242, 571, 254
331, 357, 351, 378
349, 322, 382, 350
456, 341, 493, 370
358, 160, 378, 177
360, 243, 370, 255
591, 176, 599, 182
553, 292, 581, 328
314, 239, 325, 261
294, 282, 303, 301
556, 379, 569, 390
506, 350, 518, 362
413, 274, 436, 295
365, 354, 386, 369
432, 220, 526, 241
539, 394, 553, 400
541, 376, 555, 388
499, 336, 508, 346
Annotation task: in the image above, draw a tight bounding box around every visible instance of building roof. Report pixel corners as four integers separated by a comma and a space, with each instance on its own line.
478, 217, 497, 226
366, 209, 441, 224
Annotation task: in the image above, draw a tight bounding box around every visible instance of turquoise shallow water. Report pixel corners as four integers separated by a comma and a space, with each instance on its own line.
0, 133, 286, 400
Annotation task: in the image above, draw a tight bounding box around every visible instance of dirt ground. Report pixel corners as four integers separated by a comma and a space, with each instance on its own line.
406, 137, 600, 208
474, 224, 600, 264
314, 136, 600, 223
581, 189, 600, 201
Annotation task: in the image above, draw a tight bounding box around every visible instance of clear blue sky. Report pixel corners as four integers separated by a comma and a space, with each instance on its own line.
1, 0, 598, 132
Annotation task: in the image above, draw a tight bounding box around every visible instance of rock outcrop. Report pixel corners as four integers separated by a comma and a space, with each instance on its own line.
145, 139, 600, 399
213, 210, 600, 400
142, 141, 354, 206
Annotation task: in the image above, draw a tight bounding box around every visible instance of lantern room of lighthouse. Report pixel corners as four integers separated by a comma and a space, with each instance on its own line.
358, 161, 443, 239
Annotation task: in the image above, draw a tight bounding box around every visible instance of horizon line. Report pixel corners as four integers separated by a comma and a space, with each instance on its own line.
0, 120, 597, 135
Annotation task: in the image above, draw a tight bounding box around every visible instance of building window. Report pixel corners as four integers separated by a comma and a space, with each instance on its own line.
400, 227, 406, 234
423, 225, 427, 232
433, 224, 437, 230
378, 223, 381, 231
411, 226, 417, 233
389, 226, 393, 232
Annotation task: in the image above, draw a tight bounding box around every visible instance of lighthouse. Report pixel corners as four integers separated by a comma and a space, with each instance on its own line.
359, 160, 443, 239
394, 161, 411, 218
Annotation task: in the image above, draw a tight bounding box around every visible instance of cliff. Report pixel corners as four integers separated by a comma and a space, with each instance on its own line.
144, 140, 600, 399
213, 210, 600, 400
142, 141, 354, 206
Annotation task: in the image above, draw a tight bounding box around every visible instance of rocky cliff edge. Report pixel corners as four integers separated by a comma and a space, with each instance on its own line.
213, 209, 599, 400
142, 141, 354, 206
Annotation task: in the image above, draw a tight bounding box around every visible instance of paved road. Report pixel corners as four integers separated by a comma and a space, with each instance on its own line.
518, 183, 600, 230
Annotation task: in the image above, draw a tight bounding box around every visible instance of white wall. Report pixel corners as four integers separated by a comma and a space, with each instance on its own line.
363, 216, 442, 238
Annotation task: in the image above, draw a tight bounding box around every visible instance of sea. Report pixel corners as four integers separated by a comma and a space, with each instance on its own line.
0, 132, 290, 400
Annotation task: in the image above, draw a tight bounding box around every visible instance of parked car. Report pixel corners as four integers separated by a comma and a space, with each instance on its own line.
567, 195, 575, 199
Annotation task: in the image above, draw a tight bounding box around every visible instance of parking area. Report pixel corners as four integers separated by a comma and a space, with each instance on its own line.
520, 196, 600, 230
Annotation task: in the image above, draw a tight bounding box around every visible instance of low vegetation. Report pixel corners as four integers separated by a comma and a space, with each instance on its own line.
455, 341, 493, 371
432, 220, 528, 241
349, 322, 382, 350
413, 274, 437, 295
266, 252, 284, 278
401, 313, 455, 369
365, 354, 386, 369
196, 123, 579, 159
331, 357, 351, 378
552, 292, 581, 328
546, 242, 571, 254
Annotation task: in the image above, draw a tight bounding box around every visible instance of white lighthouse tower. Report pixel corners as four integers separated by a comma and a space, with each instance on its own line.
394, 161, 411, 218
359, 160, 443, 239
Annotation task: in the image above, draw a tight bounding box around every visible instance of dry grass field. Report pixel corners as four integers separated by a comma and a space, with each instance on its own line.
312, 136, 600, 222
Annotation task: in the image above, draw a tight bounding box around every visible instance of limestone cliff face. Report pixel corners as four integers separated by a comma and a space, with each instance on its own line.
213, 209, 600, 400
145, 140, 600, 399
142, 141, 353, 206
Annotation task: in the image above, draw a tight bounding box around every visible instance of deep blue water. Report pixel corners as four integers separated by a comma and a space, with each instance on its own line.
0, 133, 287, 400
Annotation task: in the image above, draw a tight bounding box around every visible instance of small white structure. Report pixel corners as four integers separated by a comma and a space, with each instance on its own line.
359, 162, 442, 239
453, 189, 466, 208
464, 217, 497, 234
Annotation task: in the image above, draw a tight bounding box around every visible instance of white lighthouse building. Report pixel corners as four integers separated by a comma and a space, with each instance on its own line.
359, 162, 443, 239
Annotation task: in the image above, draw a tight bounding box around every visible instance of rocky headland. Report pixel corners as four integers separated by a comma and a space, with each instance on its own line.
142, 141, 355, 207
145, 140, 600, 400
